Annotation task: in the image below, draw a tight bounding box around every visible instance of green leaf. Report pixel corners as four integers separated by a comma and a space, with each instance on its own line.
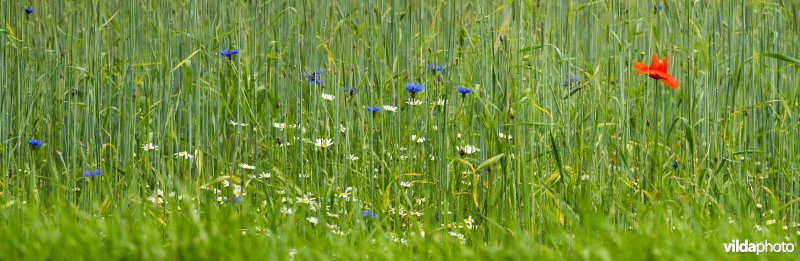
448, 156, 475, 172
549, 132, 566, 187
475, 154, 505, 172
761, 53, 800, 64
171, 48, 203, 72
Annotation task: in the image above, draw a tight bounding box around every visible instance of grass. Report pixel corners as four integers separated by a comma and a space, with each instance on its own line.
1, 0, 799, 259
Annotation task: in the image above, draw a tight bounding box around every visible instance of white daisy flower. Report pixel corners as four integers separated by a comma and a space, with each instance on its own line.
433, 99, 447, 106
313, 138, 333, 148
464, 216, 475, 229
383, 105, 398, 112
306, 217, 319, 225
348, 154, 359, 161
498, 132, 513, 140
406, 99, 424, 106
321, 93, 335, 101
258, 172, 271, 179
229, 120, 249, 127
174, 151, 194, 159
448, 231, 465, 240
400, 181, 413, 188
142, 143, 159, 151
239, 163, 255, 170
457, 145, 480, 155
233, 185, 245, 197
147, 196, 164, 205
273, 123, 286, 129
411, 135, 425, 143
296, 195, 315, 205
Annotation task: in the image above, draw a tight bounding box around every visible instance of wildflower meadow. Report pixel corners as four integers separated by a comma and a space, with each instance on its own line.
1, 0, 799, 260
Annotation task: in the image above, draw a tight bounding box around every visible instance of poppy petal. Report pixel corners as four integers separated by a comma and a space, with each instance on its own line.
649, 54, 661, 70
647, 72, 678, 89
646, 71, 670, 80
659, 75, 679, 89
633, 62, 649, 75
657, 56, 669, 72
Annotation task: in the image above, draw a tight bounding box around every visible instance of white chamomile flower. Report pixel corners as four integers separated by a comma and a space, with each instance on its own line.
259, 172, 271, 179
406, 99, 424, 106
348, 154, 359, 161
457, 145, 480, 155
337, 187, 353, 201
174, 151, 193, 159
464, 216, 475, 229
400, 181, 413, 188
411, 135, 425, 143
273, 122, 286, 129
383, 105, 398, 112
321, 93, 335, 101
239, 163, 255, 170
296, 195, 315, 205
142, 143, 159, 151
229, 120, 249, 127
313, 138, 333, 148
306, 217, 319, 225
434, 99, 447, 106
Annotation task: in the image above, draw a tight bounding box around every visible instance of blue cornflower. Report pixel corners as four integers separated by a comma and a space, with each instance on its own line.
362, 210, 379, 218
25, 8, 34, 15
219, 49, 239, 58
232, 196, 243, 204
343, 87, 357, 96
456, 87, 472, 98
404, 83, 424, 98
28, 139, 43, 148
649, 4, 663, 12
303, 70, 322, 85
426, 64, 444, 72
366, 106, 380, 116
83, 169, 101, 177
562, 75, 580, 87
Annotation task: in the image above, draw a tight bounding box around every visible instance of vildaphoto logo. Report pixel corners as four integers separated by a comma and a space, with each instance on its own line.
723, 240, 795, 255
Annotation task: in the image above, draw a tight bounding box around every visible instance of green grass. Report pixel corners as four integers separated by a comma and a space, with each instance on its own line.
1, 0, 799, 259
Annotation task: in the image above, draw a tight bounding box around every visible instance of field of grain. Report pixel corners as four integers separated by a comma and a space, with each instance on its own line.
1, 1, 799, 259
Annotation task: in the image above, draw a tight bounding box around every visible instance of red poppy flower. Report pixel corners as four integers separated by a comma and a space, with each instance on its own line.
633, 54, 679, 89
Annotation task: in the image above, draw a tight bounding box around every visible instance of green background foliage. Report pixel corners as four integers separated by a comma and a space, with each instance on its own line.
1, 0, 799, 259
